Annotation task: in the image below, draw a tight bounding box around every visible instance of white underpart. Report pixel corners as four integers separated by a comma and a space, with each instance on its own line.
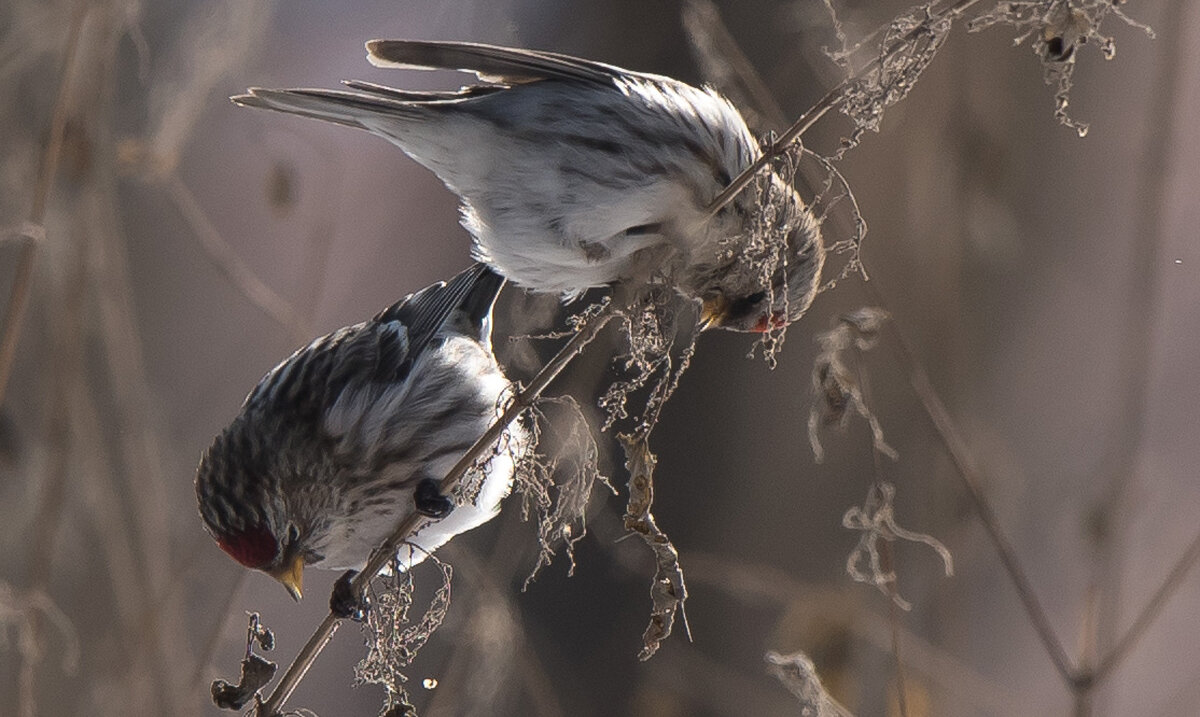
315, 335, 526, 572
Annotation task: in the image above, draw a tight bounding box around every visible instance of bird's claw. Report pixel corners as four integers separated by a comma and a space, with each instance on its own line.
414, 477, 454, 518
330, 570, 369, 622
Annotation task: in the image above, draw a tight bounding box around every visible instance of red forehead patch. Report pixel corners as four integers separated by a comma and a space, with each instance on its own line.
217, 523, 278, 569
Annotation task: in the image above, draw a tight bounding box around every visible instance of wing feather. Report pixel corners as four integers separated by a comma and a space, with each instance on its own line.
365, 39, 633, 86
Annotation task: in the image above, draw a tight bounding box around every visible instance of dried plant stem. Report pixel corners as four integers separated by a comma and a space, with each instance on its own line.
703, 0, 985, 220
862, 280, 1076, 685
163, 172, 311, 343
1089, 0, 1189, 691
0, 0, 90, 405
1092, 526, 1200, 684
18, 222, 85, 717
681, 0, 789, 130
681, 552, 1023, 715
878, 541, 909, 717
435, 543, 566, 717
619, 434, 689, 661
191, 572, 248, 697
257, 302, 620, 716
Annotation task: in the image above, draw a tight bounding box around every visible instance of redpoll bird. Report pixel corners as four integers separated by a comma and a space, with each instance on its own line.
196, 264, 526, 607
233, 40, 824, 332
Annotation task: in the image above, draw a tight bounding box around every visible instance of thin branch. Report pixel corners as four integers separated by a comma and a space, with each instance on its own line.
1092, 526, 1200, 684
681, 0, 789, 130
14, 6, 93, 715
190, 572, 248, 697
1090, 0, 1190, 683
680, 552, 1026, 716
861, 278, 1078, 686
433, 543, 566, 717
880, 541, 909, 717
0, 0, 90, 405
703, 0, 985, 220
162, 172, 311, 343
257, 301, 620, 716
1083, 1, 1199, 679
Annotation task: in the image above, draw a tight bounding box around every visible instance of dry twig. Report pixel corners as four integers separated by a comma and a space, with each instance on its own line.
704, 0, 987, 220
0, 0, 89, 405
863, 278, 1076, 684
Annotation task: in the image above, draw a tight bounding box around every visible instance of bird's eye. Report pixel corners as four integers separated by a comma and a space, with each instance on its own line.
744, 291, 767, 305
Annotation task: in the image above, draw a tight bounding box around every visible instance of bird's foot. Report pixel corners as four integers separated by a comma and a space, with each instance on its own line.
414, 478, 454, 519
330, 570, 369, 622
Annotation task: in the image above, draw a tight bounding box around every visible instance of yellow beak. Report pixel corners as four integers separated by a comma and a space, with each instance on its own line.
698, 294, 729, 330
267, 553, 305, 601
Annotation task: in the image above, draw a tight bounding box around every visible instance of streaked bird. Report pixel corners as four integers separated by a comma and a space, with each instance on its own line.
196, 263, 527, 609
234, 40, 824, 332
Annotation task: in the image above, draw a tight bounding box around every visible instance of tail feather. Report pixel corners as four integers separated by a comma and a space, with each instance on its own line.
341, 79, 503, 103
231, 87, 419, 130
365, 39, 617, 86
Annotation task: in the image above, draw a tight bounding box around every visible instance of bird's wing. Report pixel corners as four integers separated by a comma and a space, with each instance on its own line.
318, 264, 505, 447
231, 41, 647, 128
365, 39, 635, 86
329, 262, 504, 393
375, 262, 504, 365
338, 80, 505, 102
246, 264, 504, 419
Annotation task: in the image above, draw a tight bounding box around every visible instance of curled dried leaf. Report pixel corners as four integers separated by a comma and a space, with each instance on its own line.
765, 650, 856, 717
808, 308, 896, 462
620, 435, 689, 661
211, 653, 276, 710
248, 611, 274, 652
211, 612, 279, 710
843, 482, 953, 610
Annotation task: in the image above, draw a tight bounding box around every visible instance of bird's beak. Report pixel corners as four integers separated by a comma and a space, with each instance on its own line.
268, 553, 305, 601
698, 295, 729, 331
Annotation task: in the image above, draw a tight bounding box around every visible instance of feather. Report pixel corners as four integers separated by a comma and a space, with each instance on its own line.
364, 39, 631, 86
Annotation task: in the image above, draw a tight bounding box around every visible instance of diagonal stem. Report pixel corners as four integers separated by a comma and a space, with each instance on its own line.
1089, 0, 1191, 695
703, 0, 984, 220
162, 172, 311, 343
0, 0, 91, 405
862, 279, 1078, 686
256, 301, 619, 716
1092, 526, 1200, 684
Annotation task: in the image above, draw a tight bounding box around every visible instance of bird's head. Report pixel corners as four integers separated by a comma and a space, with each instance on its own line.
213, 521, 307, 602
195, 426, 308, 601
699, 208, 826, 332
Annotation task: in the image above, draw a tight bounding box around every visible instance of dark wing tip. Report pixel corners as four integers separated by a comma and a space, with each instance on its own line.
362, 39, 619, 85
365, 39, 418, 68
377, 263, 506, 357
460, 263, 506, 334
230, 88, 270, 107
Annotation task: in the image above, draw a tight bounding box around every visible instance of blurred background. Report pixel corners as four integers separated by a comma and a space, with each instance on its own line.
2, 0, 1197, 715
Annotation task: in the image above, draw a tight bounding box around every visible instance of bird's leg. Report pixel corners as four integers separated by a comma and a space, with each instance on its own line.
414, 477, 454, 518
329, 570, 369, 622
